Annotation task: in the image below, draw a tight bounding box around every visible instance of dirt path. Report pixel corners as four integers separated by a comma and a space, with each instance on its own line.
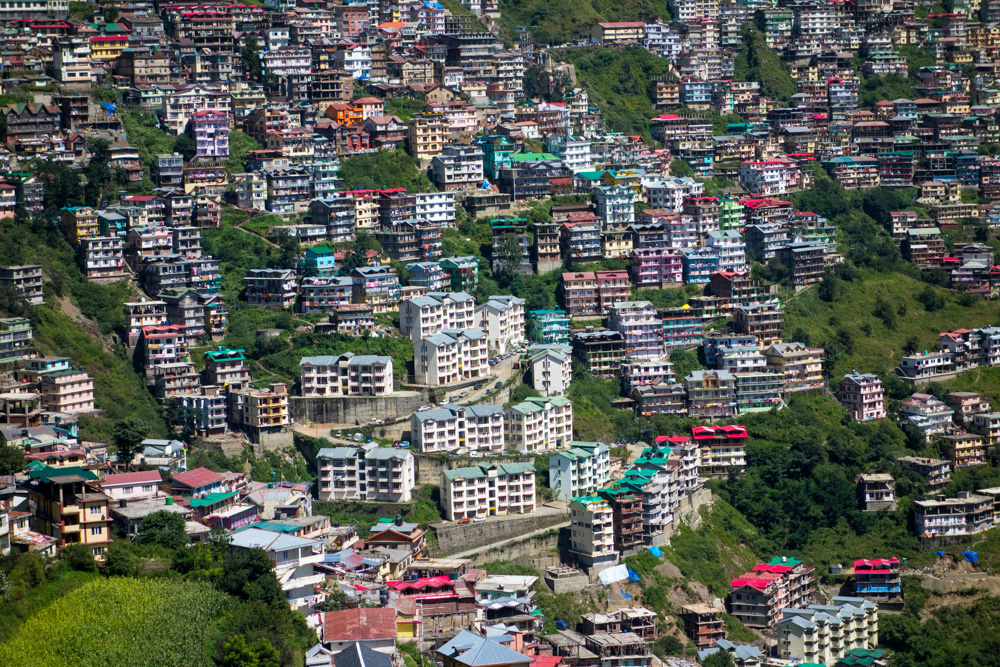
57, 295, 113, 350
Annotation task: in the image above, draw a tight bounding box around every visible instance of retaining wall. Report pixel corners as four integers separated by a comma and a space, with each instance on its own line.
290, 392, 428, 424
465, 530, 564, 566
431, 510, 569, 556
415, 454, 536, 486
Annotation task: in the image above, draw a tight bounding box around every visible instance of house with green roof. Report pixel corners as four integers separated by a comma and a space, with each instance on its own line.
203, 346, 250, 388
549, 441, 610, 502
505, 396, 573, 453
569, 494, 618, 569
441, 462, 536, 521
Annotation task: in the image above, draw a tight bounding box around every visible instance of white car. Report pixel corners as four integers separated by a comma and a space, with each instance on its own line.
473, 516, 486, 523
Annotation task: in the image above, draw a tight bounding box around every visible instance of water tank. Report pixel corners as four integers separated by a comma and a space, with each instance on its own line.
165, 496, 174, 505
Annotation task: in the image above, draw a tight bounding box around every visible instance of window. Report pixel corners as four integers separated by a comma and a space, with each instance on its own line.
89, 505, 101, 515
90, 526, 103, 536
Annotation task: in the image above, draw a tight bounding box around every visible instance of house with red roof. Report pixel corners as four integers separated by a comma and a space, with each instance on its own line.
853, 557, 902, 603
691, 425, 748, 477
170, 466, 224, 497
323, 607, 398, 654
727, 574, 780, 630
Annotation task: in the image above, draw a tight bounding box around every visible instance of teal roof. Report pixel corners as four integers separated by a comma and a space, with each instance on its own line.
233, 520, 299, 534
188, 492, 236, 508
29, 465, 97, 481
205, 347, 246, 362
769, 556, 802, 566
509, 152, 559, 162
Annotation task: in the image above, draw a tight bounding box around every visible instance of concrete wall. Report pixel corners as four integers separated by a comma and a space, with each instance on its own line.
198, 434, 249, 458
432, 510, 569, 556
465, 530, 564, 566
256, 429, 294, 453
290, 391, 428, 424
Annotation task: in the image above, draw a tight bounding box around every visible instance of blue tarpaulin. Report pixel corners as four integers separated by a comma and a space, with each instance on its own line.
627, 568, 641, 583
101, 102, 116, 115
556, 621, 568, 630
647, 546, 664, 557
962, 550, 979, 563
933, 551, 946, 557
621, 588, 632, 599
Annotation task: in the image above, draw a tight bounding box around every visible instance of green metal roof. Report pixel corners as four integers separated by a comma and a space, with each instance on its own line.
29, 465, 97, 481
188, 492, 236, 508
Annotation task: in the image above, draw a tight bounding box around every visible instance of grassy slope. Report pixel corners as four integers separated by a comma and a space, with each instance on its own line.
0, 571, 99, 644
557, 46, 672, 141
784, 271, 1000, 379
0, 578, 231, 667
498, 0, 669, 45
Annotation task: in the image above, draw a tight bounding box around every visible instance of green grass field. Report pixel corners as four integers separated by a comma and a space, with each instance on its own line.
785, 271, 1000, 380
0, 578, 231, 667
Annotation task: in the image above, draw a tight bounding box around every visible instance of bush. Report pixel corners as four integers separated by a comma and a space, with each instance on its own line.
62, 544, 97, 573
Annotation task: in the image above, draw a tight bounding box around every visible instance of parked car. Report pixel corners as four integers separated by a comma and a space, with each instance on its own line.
352, 433, 363, 442
458, 518, 471, 524
473, 516, 486, 523
418, 406, 430, 412
399, 441, 410, 448
365, 436, 373, 443
493, 382, 502, 390
469, 451, 482, 458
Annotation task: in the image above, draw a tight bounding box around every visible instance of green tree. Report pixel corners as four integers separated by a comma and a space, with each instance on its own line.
216, 548, 285, 605
493, 234, 524, 285
63, 543, 97, 573
701, 650, 735, 667
112, 417, 147, 470
104, 539, 138, 577
219, 635, 280, 667
670, 159, 694, 178
918, 285, 946, 311
137, 510, 188, 550
241, 35, 262, 81
0, 432, 26, 475
174, 133, 197, 162
873, 294, 897, 330
104, 6, 120, 22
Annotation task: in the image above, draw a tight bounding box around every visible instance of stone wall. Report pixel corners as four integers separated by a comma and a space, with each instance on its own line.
664, 487, 713, 543
290, 391, 428, 424
465, 530, 565, 566
256, 429, 294, 453
431, 510, 569, 556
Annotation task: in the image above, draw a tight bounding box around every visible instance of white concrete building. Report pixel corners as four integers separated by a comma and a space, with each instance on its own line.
505, 396, 573, 453
228, 528, 326, 610
545, 134, 593, 173
569, 495, 618, 569
441, 462, 536, 521
299, 353, 394, 396
777, 597, 879, 665
334, 43, 372, 79
476, 295, 525, 355
414, 328, 489, 386
315, 447, 416, 502
400, 292, 476, 342
705, 230, 748, 273
530, 344, 573, 396
414, 191, 457, 227
646, 177, 704, 212
411, 405, 505, 453
549, 442, 611, 502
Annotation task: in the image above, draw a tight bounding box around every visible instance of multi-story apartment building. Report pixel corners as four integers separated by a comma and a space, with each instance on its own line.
569, 495, 619, 568
740, 160, 803, 196
705, 230, 748, 273
411, 404, 505, 453
607, 301, 663, 360
899, 455, 952, 487
837, 373, 888, 421
176, 385, 228, 436
531, 345, 573, 396
431, 144, 485, 191
38, 366, 94, 414
350, 265, 401, 314
442, 462, 536, 521
162, 84, 231, 135
572, 328, 626, 378
124, 299, 168, 347
190, 110, 230, 159
299, 353, 394, 397
400, 291, 476, 341
764, 342, 825, 392
550, 442, 611, 502
476, 295, 525, 354
853, 557, 901, 603
630, 248, 683, 288
0, 317, 32, 366
0, 265, 43, 305
244, 268, 297, 310
914, 491, 993, 539
414, 328, 489, 386
202, 347, 251, 390
777, 597, 879, 665
315, 447, 416, 502
140, 324, 190, 371
528, 309, 571, 344
970, 412, 1000, 448
901, 393, 955, 443
686, 370, 738, 419
939, 432, 988, 468
27, 466, 110, 559
595, 185, 635, 227
728, 574, 781, 630
732, 300, 784, 344
59, 206, 98, 245
856, 473, 897, 512
691, 424, 747, 476
506, 396, 573, 453
229, 383, 290, 445
561, 271, 598, 317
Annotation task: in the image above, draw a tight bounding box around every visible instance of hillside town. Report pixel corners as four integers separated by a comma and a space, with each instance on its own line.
2, 0, 1000, 664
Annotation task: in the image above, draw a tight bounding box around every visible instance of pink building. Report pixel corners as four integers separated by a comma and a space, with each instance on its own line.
837, 372, 887, 421
100, 470, 163, 502
191, 109, 230, 159
629, 247, 683, 287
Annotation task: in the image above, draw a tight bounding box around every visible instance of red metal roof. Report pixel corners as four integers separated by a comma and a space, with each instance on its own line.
171, 466, 223, 489
102, 470, 163, 486
323, 607, 397, 640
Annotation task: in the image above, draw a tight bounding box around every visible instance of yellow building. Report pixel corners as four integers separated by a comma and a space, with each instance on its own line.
28, 465, 111, 559
764, 341, 825, 392
59, 206, 99, 245
89, 35, 129, 62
